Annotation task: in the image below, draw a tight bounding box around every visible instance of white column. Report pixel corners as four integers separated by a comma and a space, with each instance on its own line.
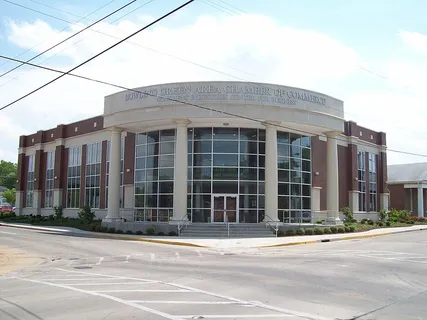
15, 191, 23, 216
53, 189, 63, 207
264, 121, 279, 222
417, 186, 424, 217
172, 119, 190, 221
349, 190, 359, 213
325, 131, 343, 225
105, 128, 122, 221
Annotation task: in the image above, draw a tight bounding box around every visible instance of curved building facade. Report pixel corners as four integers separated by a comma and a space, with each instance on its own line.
15, 81, 390, 231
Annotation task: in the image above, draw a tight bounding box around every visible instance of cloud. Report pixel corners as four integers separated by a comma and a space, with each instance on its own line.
0, 13, 424, 167
398, 30, 427, 55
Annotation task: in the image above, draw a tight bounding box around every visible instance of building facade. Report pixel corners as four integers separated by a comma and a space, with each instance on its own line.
388, 163, 427, 217
15, 81, 389, 226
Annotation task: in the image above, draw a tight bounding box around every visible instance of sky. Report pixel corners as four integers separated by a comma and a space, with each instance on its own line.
1, 0, 427, 165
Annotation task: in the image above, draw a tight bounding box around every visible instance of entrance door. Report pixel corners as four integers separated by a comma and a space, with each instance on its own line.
212, 195, 238, 223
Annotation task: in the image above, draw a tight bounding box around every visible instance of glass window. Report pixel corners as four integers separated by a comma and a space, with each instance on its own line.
213, 141, 238, 153
44, 151, 55, 208
213, 128, 238, 140
134, 130, 175, 222
358, 151, 367, 211
66, 146, 81, 208
213, 154, 238, 167
26, 154, 35, 208
85, 142, 101, 208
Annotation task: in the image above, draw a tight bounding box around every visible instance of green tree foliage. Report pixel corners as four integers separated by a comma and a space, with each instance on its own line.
2, 188, 16, 205
0, 160, 17, 190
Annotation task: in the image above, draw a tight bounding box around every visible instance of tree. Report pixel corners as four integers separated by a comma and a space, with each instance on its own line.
0, 160, 17, 190
2, 188, 16, 206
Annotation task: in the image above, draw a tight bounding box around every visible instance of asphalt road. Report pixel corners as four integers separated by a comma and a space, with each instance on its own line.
1, 226, 426, 320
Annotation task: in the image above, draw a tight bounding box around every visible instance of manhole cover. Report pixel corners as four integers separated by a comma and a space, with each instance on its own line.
74, 266, 92, 269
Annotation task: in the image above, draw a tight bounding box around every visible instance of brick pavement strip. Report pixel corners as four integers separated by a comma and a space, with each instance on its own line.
0, 246, 43, 275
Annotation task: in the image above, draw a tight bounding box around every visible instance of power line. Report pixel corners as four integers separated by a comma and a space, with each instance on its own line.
0, 0, 118, 69
0, 0, 138, 79
0, 0, 252, 90
0, 0, 195, 111
1, 54, 426, 159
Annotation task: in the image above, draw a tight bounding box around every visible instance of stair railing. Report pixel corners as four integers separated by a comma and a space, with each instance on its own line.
264, 214, 280, 237
177, 214, 190, 236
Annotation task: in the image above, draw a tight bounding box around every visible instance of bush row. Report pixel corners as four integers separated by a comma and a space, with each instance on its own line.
89, 224, 177, 236
278, 225, 356, 237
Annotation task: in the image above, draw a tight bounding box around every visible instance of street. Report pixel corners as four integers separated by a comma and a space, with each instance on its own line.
1, 226, 426, 320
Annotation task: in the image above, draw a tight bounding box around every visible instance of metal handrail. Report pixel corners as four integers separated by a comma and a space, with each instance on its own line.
264, 214, 279, 237
177, 213, 190, 236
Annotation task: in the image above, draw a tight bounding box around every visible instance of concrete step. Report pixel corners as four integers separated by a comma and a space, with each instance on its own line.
180, 223, 274, 238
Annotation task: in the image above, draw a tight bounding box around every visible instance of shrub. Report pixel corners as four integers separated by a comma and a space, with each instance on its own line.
100, 227, 109, 233
408, 220, 415, 224
379, 210, 387, 221
285, 229, 296, 236
125, 230, 133, 234
386, 221, 391, 227
316, 220, 324, 224
323, 228, 331, 234
361, 219, 367, 224
337, 227, 345, 233
330, 226, 337, 234
295, 228, 305, 236
157, 232, 165, 236
376, 222, 383, 227
314, 228, 323, 235
146, 228, 155, 235
344, 226, 351, 232
90, 223, 97, 231
116, 229, 123, 234
135, 230, 143, 235
349, 226, 356, 232
368, 220, 374, 225
108, 227, 116, 233
53, 206, 63, 220
351, 218, 357, 223
168, 231, 177, 236
277, 229, 285, 237
77, 205, 95, 224
304, 228, 314, 235
95, 225, 102, 232
342, 207, 354, 222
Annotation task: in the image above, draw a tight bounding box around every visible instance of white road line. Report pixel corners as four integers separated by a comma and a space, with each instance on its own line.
175, 252, 180, 259
14, 277, 184, 320
54, 268, 328, 320
36, 278, 116, 281
179, 315, 293, 318
149, 253, 155, 261
57, 282, 153, 286
96, 257, 104, 265
0, 231, 16, 235
93, 289, 191, 293
128, 301, 245, 305
124, 255, 131, 263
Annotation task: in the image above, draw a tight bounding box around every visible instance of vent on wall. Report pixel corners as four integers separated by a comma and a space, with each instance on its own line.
370, 134, 373, 140
51, 133, 54, 138
31, 138, 34, 143
74, 127, 78, 132
94, 122, 97, 128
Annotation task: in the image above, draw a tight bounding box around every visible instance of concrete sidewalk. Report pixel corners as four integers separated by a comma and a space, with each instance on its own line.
1, 221, 427, 249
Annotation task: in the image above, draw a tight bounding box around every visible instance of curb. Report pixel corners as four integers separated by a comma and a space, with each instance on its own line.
2, 222, 426, 249
257, 227, 427, 248
0, 222, 206, 248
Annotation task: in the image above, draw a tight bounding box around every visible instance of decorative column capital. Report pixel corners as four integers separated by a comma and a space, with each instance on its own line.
173, 119, 191, 126
110, 127, 124, 134
262, 120, 281, 128
324, 130, 342, 137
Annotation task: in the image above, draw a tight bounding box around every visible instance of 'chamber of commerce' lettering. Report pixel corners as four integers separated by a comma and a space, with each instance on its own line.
124, 83, 327, 107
